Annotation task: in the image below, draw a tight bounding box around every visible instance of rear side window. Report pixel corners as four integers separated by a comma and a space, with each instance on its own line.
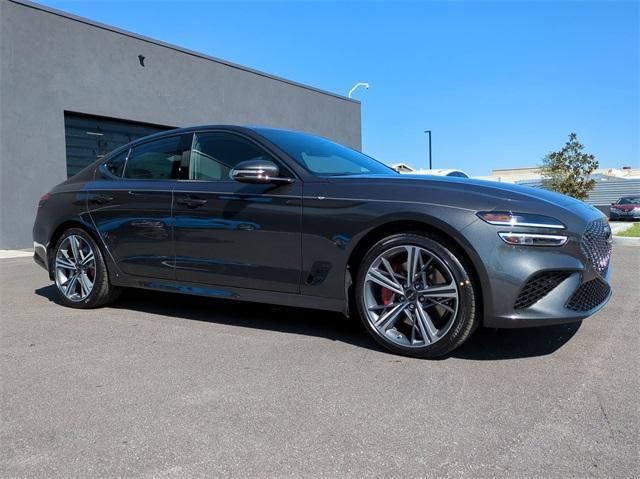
189, 132, 278, 181
104, 150, 128, 177
123, 136, 182, 180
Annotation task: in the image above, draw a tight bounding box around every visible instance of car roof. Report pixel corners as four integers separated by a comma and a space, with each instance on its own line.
131, 124, 320, 145
133, 124, 255, 142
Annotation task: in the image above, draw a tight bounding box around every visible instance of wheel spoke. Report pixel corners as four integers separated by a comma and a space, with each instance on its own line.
419, 280, 458, 298
375, 302, 407, 331
69, 235, 81, 261
63, 273, 79, 297
380, 257, 405, 283
415, 304, 439, 344
56, 256, 76, 270
368, 302, 401, 312
61, 248, 75, 264
425, 297, 456, 313
366, 268, 404, 296
410, 311, 417, 343
405, 246, 420, 287
80, 251, 95, 267
78, 273, 93, 298
415, 257, 433, 282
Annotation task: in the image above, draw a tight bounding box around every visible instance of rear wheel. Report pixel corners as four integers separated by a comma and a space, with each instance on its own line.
355, 233, 479, 358
53, 228, 121, 308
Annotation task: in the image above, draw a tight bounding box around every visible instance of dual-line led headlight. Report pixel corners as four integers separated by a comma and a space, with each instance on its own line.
477, 211, 568, 247
497, 232, 568, 246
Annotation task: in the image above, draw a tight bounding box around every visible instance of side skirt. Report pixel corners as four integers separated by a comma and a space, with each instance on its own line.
110, 275, 346, 313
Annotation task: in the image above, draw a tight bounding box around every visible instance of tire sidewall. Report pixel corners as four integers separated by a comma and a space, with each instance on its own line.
53, 228, 109, 308
355, 233, 476, 358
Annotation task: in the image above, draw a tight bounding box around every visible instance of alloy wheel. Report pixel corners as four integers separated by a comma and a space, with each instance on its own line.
54, 234, 96, 302
362, 245, 459, 348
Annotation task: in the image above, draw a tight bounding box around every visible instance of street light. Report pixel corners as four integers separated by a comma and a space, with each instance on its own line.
424, 130, 432, 169
348, 82, 370, 99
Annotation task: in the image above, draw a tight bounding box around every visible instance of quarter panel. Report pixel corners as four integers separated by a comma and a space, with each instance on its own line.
32, 184, 93, 270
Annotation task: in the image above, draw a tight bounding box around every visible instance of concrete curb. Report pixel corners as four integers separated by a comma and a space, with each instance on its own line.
0, 250, 34, 259
613, 236, 640, 246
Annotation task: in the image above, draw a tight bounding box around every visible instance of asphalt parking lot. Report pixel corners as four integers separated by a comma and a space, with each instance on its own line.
1, 245, 638, 478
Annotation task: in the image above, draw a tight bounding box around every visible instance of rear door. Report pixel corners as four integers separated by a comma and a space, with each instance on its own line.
87, 135, 185, 279
172, 131, 302, 293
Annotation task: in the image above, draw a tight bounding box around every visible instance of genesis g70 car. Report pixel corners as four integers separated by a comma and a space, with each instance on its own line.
33, 126, 613, 357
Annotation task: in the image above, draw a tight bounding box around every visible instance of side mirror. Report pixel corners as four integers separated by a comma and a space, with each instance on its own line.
230, 160, 293, 184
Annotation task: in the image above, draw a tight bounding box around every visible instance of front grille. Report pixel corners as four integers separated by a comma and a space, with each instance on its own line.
514, 271, 571, 310
581, 219, 612, 275
566, 278, 611, 311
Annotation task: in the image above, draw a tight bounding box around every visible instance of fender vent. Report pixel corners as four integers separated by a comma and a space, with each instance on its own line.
514, 271, 571, 310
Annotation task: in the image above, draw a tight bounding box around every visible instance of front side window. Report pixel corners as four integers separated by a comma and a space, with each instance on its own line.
188, 132, 277, 181
123, 136, 182, 180
104, 150, 128, 177
254, 128, 396, 177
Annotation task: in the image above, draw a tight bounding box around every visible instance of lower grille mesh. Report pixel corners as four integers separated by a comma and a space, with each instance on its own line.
566, 278, 611, 311
514, 271, 571, 310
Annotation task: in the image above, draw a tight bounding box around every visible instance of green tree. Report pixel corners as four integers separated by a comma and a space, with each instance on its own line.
541, 133, 599, 201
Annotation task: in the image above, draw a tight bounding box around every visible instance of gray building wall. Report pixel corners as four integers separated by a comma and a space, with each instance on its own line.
0, 0, 361, 248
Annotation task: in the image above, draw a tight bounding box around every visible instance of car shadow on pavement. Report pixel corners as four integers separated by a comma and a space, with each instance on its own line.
451, 321, 582, 361
35, 286, 581, 361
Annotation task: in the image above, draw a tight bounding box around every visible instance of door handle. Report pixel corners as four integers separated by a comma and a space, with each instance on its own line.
130, 220, 165, 228
176, 196, 207, 208
89, 194, 114, 205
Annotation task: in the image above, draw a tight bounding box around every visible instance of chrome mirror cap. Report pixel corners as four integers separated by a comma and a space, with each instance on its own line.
230, 159, 293, 184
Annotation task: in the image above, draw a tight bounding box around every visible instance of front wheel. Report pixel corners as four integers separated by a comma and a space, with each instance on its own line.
355, 233, 479, 358
52, 228, 121, 308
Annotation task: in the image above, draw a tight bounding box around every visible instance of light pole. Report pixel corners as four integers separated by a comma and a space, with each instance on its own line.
424, 130, 432, 169
348, 82, 370, 99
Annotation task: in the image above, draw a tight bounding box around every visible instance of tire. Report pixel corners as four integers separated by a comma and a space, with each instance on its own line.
52, 227, 121, 308
354, 233, 479, 358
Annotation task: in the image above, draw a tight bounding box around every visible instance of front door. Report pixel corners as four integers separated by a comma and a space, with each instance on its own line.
87, 135, 184, 279
172, 131, 302, 293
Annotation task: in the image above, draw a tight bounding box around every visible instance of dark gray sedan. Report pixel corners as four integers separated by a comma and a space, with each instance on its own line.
33, 126, 612, 357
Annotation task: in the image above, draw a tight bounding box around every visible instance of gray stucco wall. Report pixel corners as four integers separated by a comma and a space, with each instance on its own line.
0, 0, 361, 248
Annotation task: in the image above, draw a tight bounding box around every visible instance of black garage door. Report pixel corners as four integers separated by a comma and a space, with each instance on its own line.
64, 112, 174, 178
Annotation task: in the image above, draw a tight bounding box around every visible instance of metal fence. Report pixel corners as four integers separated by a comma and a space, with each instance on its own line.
516, 177, 640, 214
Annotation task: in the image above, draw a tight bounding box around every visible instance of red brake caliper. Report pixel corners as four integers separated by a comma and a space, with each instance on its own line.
380, 260, 401, 305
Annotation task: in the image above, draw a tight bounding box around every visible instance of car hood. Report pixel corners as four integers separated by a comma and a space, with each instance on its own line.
327, 174, 604, 219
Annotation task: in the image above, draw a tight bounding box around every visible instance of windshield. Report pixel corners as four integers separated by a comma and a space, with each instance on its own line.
617, 197, 640, 204
255, 128, 397, 177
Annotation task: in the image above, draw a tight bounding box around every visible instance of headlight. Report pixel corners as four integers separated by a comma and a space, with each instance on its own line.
476, 211, 566, 229
498, 232, 568, 246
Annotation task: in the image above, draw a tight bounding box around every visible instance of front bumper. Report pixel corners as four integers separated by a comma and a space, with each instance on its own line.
486, 269, 612, 328
464, 218, 613, 328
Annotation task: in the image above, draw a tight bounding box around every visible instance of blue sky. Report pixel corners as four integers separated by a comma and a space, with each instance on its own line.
40, 0, 638, 176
